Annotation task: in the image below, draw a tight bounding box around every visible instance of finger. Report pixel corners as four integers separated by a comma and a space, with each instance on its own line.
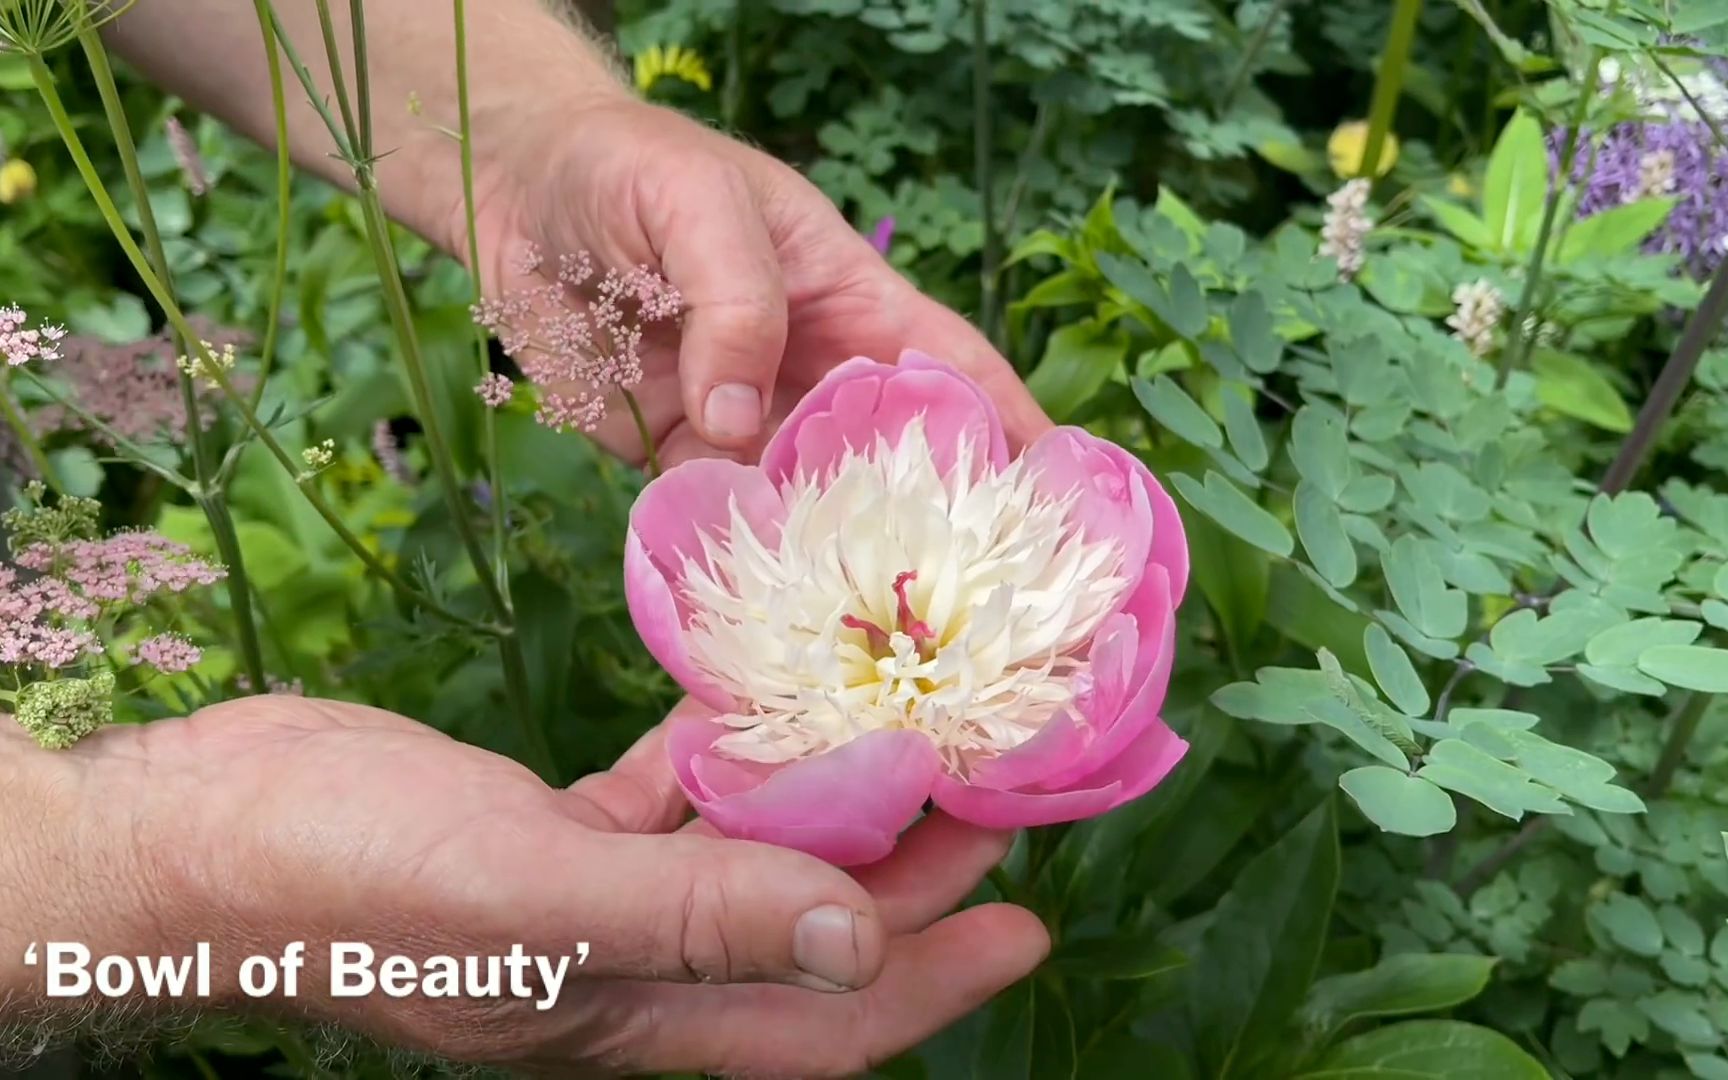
850, 812, 1015, 934
560, 723, 688, 835
648, 161, 787, 450
605, 904, 1051, 1079
890, 282, 1053, 451
572, 830, 888, 994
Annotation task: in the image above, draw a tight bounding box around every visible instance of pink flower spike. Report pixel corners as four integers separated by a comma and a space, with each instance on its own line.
867, 216, 896, 256
626, 353, 1190, 864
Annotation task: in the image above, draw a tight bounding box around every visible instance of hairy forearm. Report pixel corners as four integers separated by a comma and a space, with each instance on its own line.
105, 0, 629, 247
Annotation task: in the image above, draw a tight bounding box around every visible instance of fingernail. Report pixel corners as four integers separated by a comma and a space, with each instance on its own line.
792, 905, 861, 992
703, 383, 762, 441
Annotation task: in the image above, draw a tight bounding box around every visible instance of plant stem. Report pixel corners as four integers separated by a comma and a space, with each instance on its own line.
623, 388, 660, 477
971, 0, 1000, 348
453, 0, 512, 586
1358, 0, 1422, 180
1495, 51, 1602, 388
26, 56, 488, 637
1599, 255, 1728, 494
0, 376, 60, 492
249, 0, 294, 412
1218, 0, 1289, 115
1647, 692, 1712, 799
68, 27, 269, 690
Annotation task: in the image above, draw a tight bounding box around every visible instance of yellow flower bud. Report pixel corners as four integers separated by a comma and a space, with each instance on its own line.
0, 158, 38, 205
1327, 120, 1399, 179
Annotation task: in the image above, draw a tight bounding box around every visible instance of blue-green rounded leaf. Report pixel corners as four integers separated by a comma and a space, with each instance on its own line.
1339, 767, 1456, 837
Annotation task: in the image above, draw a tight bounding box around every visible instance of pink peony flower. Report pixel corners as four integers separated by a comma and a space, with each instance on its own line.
624, 351, 1190, 866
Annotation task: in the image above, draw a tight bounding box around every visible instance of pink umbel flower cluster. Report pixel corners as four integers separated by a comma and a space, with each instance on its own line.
164, 116, 209, 197
2, 488, 226, 678
2, 305, 65, 367
132, 633, 202, 675
470, 245, 683, 433
30, 318, 250, 448
236, 673, 305, 696
474, 372, 513, 409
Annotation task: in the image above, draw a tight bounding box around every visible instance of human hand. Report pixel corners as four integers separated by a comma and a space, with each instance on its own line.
2, 696, 1048, 1077
453, 92, 1052, 467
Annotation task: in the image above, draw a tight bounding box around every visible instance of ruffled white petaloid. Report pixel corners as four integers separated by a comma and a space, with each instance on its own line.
677, 419, 1129, 771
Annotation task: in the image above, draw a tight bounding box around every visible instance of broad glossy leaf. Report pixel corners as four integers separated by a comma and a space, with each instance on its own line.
1533, 349, 1633, 433
974, 977, 1077, 1080
1299, 953, 1497, 1043
1558, 196, 1678, 262
1186, 799, 1340, 1078
1302, 1020, 1546, 1078
1028, 320, 1128, 421
1420, 196, 1495, 250
1483, 110, 1549, 252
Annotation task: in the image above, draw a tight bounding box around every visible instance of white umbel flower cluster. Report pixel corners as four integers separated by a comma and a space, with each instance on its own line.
1447, 279, 1505, 359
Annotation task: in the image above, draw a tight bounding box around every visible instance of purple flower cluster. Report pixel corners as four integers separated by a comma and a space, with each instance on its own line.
1554, 118, 1727, 277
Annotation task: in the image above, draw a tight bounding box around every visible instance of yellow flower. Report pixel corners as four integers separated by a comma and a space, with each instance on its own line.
634, 44, 713, 95
1447, 172, 1475, 199
1327, 120, 1399, 179
0, 158, 37, 205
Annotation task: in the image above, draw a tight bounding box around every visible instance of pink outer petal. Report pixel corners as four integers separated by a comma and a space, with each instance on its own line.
624, 532, 735, 711
628, 458, 785, 594
759, 353, 1009, 486
931, 719, 1189, 830
667, 718, 941, 867
964, 710, 1090, 791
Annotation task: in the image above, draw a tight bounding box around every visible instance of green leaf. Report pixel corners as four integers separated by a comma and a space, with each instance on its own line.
1558, 196, 1678, 262
1172, 471, 1294, 557
1501, 729, 1645, 815
1365, 624, 1431, 717
1381, 537, 1468, 642
1339, 767, 1456, 837
45, 447, 104, 498
1636, 644, 1728, 692
1229, 291, 1283, 374
1416, 739, 1567, 820
975, 977, 1077, 1080
1482, 110, 1550, 252
1289, 406, 1352, 500
1533, 350, 1633, 433
1187, 799, 1340, 1079
1302, 1020, 1546, 1078
1590, 893, 1664, 958
1419, 196, 1495, 250
1687, 1057, 1728, 1080
1295, 483, 1357, 589
1638, 990, 1716, 1046
1134, 375, 1222, 448
1045, 936, 1187, 981
1585, 618, 1702, 666
1221, 389, 1269, 472
1299, 954, 1498, 1044
1095, 253, 1206, 340
1027, 320, 1128, 421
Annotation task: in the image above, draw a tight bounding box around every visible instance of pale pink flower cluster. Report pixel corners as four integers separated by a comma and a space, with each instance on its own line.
132, 633, 202, 675
2, 305, 65, 367
470, 245, 682, 433
236, 673, 305, 696
1319, 179, 1373, 281
165, 116, 209, 197
0, 566, 100, 669
474, 372, 513, 408
30, 318, 250, 447
15, 532, 226, 605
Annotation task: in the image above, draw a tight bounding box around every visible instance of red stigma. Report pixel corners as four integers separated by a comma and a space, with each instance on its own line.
893, 571, 936, 646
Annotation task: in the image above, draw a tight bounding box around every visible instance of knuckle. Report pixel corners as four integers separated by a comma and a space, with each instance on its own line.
673, 857, 740, 984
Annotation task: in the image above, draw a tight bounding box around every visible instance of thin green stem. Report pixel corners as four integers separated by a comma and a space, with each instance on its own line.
0, 376, 60, 492
1358, 0, 1422, 179
1218, 0, 1289, 115
348, 0, 372, 160
623, 388, 661, 478
71, 26, 269, 690
1495, 51, 1602, 389
454, 0, 511, 587
26, 56, 489, 637
310, 0, 361, 156
971, 0, 1000, 347
248, 0, 294, 413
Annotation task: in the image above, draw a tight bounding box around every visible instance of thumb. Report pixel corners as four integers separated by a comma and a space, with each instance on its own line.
651, 160, 788, 450
578, 831, 887, 993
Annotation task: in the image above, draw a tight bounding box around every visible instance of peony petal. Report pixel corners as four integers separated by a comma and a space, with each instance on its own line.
629, 458, 785, 591
623, 532, 736, 711
1145, 464, 1189, 607
1054, 717, 1189, 809
760, 354, 1009, 486
963, 710, 1090, 791
667, 718, 941, 866
1024, 429, 1154, 595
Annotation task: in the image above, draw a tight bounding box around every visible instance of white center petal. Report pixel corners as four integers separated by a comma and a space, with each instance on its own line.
678, 418, 1131, 773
